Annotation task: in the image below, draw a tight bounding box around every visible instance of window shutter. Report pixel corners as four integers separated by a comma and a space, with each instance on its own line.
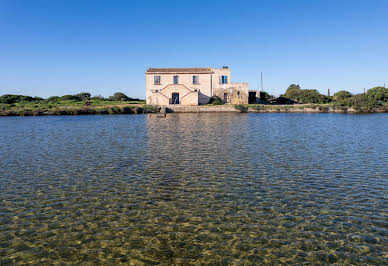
219, 76, 222, 84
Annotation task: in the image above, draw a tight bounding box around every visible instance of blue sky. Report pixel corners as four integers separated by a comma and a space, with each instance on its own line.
0, 0, 387, 98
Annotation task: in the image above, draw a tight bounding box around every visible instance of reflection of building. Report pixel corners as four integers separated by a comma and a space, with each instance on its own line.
145, 67, 248, 106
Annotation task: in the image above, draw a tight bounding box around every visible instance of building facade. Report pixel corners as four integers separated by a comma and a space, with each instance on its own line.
145, 67, 248, 106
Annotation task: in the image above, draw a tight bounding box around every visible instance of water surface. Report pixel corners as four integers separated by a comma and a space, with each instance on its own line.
0, 113, 387, 264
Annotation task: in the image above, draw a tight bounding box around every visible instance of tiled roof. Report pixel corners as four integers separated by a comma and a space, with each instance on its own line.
146, 68, 213, 74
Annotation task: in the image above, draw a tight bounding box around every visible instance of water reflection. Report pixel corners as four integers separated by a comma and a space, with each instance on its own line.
0, 113, 387, 264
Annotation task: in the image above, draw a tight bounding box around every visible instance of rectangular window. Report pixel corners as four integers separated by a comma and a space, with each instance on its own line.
173, 75, 179, 84
193, 75, 199, 84
220, 75, 228, 84
154, 76, 161, 85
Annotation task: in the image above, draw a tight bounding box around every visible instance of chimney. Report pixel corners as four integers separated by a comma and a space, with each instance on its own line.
327, 89, 330, 97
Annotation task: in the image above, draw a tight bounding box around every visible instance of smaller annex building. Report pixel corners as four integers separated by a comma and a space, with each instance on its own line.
145, 67, 248, 106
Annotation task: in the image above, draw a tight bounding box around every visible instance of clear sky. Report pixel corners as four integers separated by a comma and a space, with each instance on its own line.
0, 0, 387, 98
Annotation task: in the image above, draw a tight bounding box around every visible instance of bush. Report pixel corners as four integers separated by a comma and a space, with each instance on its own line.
208, 96, 225, 105
350, 94, 374, 112
60, 94, 79, 101
109, 92, 132, 101
91, 95, 106, 100
234, 104, 247, 112
251, 105, 263, 111
120, 106, 134, 114
282, 84, 331, 104
0, 94, 43, 104
46, 96, 60, 102
333, 91, 352, 102
366, 87, 388, 104
142, 105, 159, 113
108, 107, 121, 114
74, 92, 91, 101
259, 91, 272, 101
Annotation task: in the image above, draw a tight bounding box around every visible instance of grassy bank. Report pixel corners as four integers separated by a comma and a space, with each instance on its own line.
234, 103, 388, 113
0, 92, 160, 116
0, 99, 159, 116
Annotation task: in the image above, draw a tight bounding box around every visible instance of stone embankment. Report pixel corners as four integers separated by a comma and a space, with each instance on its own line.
164, 104, 358, 113
165, 105, 239, 113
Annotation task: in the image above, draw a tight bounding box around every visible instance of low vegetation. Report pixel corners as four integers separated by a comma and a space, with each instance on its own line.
234, 84, 388, 113
208, 96, 225, 105
0, 92, 159, 116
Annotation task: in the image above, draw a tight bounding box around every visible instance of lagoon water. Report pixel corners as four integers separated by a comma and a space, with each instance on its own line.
0, 113, 387, 264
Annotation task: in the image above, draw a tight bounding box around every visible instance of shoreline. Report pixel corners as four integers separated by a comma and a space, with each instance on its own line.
0, 104, 386, 116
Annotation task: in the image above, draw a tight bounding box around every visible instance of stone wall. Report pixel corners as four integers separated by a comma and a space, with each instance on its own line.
213, 82, 249, 104
167, 105, 239, 113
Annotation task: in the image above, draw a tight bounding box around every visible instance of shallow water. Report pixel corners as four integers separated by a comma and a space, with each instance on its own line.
0, 113, 387, 264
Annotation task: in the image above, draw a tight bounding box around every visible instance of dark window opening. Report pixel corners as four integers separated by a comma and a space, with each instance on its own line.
173, 76, 179, 84
193, 75, 199, 84
154, 76, 161, 85
220, 76, 228, 84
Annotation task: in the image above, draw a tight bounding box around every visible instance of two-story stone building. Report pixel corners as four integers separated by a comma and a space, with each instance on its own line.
145, 67, 248, 106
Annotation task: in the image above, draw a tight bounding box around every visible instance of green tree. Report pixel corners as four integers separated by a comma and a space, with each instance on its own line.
282, 84, 330, 104
366, 87, 388, 105
109, 92, 131, 101
333, 90, 352, 102
74, 92, 91, 101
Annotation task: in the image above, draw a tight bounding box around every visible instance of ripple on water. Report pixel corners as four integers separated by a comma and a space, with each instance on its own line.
0, 113, 387, 264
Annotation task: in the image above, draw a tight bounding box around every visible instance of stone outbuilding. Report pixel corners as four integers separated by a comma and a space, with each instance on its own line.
145, 67, 248, 106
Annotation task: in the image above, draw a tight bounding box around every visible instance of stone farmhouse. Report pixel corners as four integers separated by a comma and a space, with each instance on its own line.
145, 67, 249, 106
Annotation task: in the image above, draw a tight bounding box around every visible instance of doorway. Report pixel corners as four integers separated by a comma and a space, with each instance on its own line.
172, 93, 179, 104
249, 91, 257, 104
223, 93, 228, 103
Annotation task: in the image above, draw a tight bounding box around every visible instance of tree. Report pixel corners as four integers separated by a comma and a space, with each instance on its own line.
259, 91, 272, 101
282, 84, 330, 104
366, 87, 388, 104
109, 92, 131, 101
333, 91, 352, 102
74, 92, 91, 101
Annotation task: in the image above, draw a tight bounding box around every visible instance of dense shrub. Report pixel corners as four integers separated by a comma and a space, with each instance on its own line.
60, 94, 79, 101
91, 95, 105, 100
46, 96, 60, 102
0, 94, 43, 104
350, 94, 375, 112
208, 96, 225, 105
366, 87, 388, 104
259, 91, 272, 101
234, 104, 248, 112
333, 90, 352, 102
74, 92, 91, 101
282, 84, 331, 104
142, 105, 159, 113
